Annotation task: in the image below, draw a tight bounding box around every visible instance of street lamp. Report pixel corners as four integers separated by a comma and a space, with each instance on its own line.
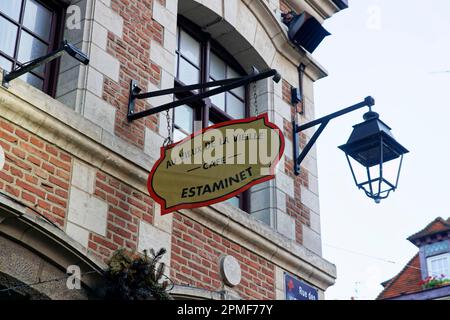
293, 96, 408, 203
338, 109, 408, 203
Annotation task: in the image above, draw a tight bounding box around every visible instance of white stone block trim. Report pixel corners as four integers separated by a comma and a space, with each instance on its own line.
153, 0, 177, 35
138, 220, 172, 267
66, 221, 90, 248
67, 186, 108, 237
71, 159, 97, 194
83, 91, 117, 134
254, 23, 277, 66
163, 28, 177, 57
144, 128, 165, 162
276, 210, 296, 240
89, 44, 121, 83
301, 154, 318, 177
276, 189, 287, 213
98, 0, 111, 7
308, 173, 319, 195
150, 41, 176, 77
300, 185, 320, 214
284, 137, 293, 161
309, 211, 321, 235
165, 0, 178, 15
86, 66, 104, 98
93, 0, 124, 37
275, 266, 285, 300
302, 225, 322, 256
91, 21, 108, 51
235, 2, 258, 46
275, 170, 294, 199
153, 203, 173, 234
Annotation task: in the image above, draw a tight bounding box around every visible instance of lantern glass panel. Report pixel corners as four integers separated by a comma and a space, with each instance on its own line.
347, 155, 368, 185
356, 164, 380, 198
382, 155, 403, 188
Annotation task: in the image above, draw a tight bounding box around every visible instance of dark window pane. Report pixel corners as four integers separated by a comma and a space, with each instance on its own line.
210, 53, 226, 80
227, 67, 245, 99
174, 104, 193, 133
24, 0, 52, 42
0, 17, 18, 56
20, 72, 43, 89
173, 128, 187, 142
211, 91, 225, 111
18, 31, 48, 73
227, 93, 245, 119
0, 55, 12, 71
209, 77, 225, 111
178, 57, 199, 86
0, 0, 23, 21
179, 29, 200, 66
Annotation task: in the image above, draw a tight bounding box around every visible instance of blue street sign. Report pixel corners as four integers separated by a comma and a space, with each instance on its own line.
285, 272, 318, 300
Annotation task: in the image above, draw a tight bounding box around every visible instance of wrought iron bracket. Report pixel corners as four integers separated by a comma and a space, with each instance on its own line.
127, 67, 281, 121
292, 96, 375, 175
2, 40, 89, 88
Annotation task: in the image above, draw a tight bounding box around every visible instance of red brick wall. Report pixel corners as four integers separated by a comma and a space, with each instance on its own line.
0, 119, 72, 227
102, 0, 162, 149
87, 170, 154, 262
171, 212, 275, 300
0, 115, 281, 299
0, 116, 155, 264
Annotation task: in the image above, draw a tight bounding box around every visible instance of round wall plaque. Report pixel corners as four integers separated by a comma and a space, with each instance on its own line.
220, 255, 242, 287
0, 146, 4, 171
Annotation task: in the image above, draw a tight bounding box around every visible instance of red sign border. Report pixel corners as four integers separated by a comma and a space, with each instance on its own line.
147, 113, 285, 215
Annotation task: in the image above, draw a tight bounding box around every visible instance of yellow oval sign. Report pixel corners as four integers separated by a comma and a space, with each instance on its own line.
148, 113, 285, 215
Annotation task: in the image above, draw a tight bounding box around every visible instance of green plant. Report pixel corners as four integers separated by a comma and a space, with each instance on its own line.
419, 274, 450, 289
105, 248, 172, 300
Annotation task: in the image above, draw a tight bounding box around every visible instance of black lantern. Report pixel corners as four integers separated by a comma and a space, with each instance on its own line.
338, 110, 409, 203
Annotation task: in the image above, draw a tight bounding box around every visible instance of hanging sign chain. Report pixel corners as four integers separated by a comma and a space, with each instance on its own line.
163, 109, 173, 148
253, 81, 259, 116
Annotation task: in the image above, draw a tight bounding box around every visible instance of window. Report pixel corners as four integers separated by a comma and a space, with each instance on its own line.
427, 253, 450, 278
173, 17, 249, 211
0, 0, 64, 94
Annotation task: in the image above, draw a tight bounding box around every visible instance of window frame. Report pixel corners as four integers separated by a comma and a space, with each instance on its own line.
0, 0, 66, 95
426, 252, 450, 278
174, 16, 250, 212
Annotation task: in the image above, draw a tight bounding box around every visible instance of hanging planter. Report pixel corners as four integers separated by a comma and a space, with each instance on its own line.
104, 248, 173, 300
419, 275, 450, 290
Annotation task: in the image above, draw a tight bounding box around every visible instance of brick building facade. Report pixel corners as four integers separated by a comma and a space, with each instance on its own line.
0, 0, 346, 299
377, 217, 450, 300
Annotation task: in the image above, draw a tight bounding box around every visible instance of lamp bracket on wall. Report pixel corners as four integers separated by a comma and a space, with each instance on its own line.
1, 40, 89, 88
127, 67, 281, 121
292, 96, 375, 175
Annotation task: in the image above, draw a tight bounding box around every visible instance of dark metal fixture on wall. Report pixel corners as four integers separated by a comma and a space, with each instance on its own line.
127, 67, 281, 121
282, 11, 330, 54
2, 41, 89, 88
293, 96, 408, 203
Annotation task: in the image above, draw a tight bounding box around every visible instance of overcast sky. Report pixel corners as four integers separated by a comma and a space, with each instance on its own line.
312, 0, 450, 299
